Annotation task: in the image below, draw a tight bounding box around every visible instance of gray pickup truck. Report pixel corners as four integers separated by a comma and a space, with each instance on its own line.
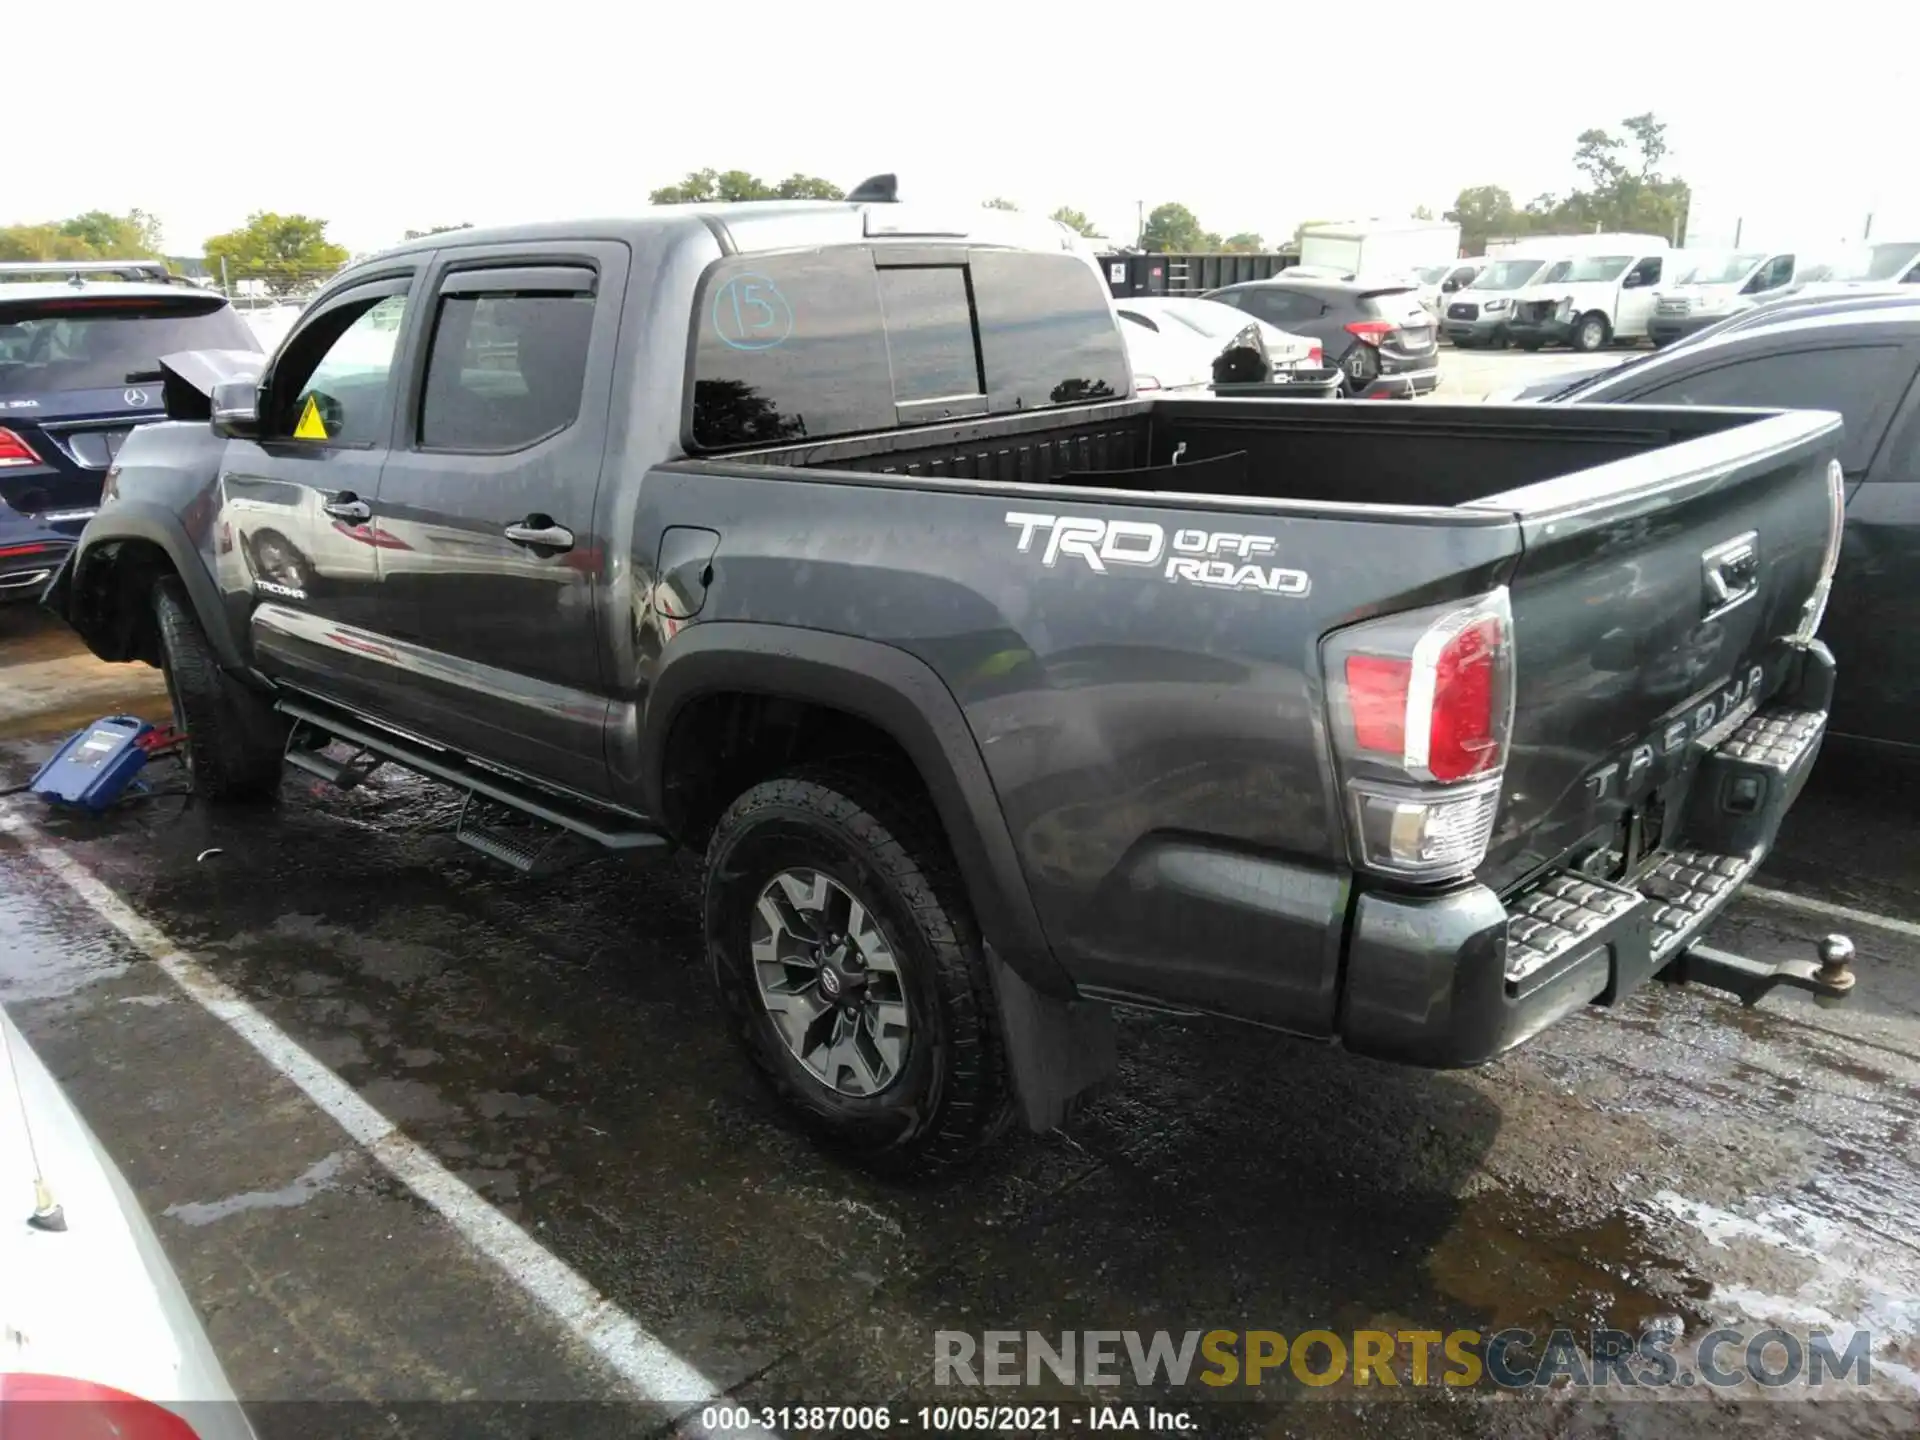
51, 187, 1854, 1172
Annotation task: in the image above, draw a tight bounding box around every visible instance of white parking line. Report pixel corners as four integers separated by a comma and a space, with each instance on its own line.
1741, 883, 1920, 942
0, 808, 771, 1435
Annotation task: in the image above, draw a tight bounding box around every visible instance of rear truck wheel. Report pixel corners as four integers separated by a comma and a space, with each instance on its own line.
1572, 312, 1612, 352
704, 765, 1013, 1176
153, 577, 285, 801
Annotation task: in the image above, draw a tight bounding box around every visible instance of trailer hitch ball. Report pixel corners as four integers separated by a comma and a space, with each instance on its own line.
1816, 934, 1856, 992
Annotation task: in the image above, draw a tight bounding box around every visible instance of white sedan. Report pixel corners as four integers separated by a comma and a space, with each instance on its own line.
1113, 296, 1320, 391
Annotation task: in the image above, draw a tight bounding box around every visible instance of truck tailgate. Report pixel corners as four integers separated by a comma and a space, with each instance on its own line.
1468, 407, 1844, 965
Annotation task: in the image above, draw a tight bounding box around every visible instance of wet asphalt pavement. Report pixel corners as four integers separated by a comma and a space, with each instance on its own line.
3, 606, 1919, 1439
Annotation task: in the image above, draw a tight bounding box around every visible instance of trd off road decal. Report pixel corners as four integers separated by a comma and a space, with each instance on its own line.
1004, 511, 1311, 598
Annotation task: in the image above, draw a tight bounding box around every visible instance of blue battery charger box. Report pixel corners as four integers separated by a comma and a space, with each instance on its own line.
29, 716, 155, 812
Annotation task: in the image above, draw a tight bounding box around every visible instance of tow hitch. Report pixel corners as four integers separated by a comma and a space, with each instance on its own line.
1671, 933, 1856, 1007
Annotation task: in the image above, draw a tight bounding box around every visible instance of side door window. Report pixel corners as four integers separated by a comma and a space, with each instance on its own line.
1750, 255, 1796, 293
1625, 256, 1663, 289
419, 278, 596, 451
1629, 344, 1908, 473
267, 290, 410, 446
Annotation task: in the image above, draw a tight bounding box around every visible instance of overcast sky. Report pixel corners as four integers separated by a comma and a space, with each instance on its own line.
12, 1, 1915, 256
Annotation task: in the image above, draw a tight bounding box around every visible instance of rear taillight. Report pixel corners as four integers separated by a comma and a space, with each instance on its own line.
1307, 344, 1324, 366
1325, 588, 1514, 881
1134, 375, 1162, 392
0, 427, 43, 468
0, 542, 59, 558
0, 1375, 200, 1439
1344, 319, 1395, 347
1793, 457, 1847, 645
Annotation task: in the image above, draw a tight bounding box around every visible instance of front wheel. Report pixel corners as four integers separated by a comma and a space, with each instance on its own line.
153, 577, 285, 800
704, 765, 1013, 1175
1571, 313, 1612, 353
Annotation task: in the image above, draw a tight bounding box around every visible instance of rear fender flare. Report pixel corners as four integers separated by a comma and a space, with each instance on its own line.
642, 622, 1070, 997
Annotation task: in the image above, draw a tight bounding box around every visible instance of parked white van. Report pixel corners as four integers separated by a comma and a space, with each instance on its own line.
1439, 247, 1563, 348
1647, 250, 1804, 344
1503, 234, 1672, 352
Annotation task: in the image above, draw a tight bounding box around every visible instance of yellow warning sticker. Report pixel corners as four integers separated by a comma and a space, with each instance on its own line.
293, 395, 328, 440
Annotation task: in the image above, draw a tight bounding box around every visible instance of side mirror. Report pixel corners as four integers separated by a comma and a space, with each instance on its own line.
210, 380, 262, 439
1441, 278, 1460, 293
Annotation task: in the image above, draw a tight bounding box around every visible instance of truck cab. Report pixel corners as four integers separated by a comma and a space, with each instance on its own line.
1648, 250, 1804, 344
1504, 235, 1672, 352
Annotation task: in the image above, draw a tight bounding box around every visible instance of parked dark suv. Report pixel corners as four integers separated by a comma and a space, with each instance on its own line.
1, 262, 259, 599
1207, 277, 1439, 398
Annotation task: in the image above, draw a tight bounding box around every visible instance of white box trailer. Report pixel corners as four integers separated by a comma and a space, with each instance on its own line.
1297, 221, 1461, 280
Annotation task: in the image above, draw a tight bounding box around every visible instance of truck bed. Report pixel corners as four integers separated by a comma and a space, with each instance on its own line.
731, 396, 1762, 509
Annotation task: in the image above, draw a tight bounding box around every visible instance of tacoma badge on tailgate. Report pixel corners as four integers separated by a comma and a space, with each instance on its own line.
1005, 511, 1311, 598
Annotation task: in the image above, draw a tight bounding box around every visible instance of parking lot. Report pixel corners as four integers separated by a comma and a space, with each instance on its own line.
3, 344, 1917, 1438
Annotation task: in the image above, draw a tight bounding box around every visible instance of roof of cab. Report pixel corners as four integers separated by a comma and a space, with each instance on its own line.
363, 200, 1088, 267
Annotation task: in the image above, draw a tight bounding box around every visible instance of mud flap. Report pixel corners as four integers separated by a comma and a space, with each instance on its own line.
984, 943, 1118, 1131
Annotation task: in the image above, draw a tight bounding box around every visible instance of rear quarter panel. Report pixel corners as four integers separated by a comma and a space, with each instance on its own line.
612, 467, 1522, 1029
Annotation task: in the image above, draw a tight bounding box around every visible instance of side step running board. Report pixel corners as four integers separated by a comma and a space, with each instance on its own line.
276, 699, 668, 874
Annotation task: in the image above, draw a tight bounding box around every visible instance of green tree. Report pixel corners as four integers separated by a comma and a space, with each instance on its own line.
1447, 116, 1690, 252
0, 225, 96, 262
650, 169, 841, 204
1141, 203, 1214, 252
772, 174, 842, 200
1, 210, 166, 265
203, 212, 348, 296
1220, 231, 1265, 252
982, 197, 1019, 211
58, 209, 164, 255
1443, 186, 1532, 254
403, 222, 473, 240
1049, 206, 1099, 237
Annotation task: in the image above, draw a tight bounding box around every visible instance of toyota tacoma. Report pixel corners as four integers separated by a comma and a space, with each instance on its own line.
48, 182, 1853, 1172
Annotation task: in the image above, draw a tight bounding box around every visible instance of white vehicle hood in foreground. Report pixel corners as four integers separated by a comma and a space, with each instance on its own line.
1, 1006, 254, 1435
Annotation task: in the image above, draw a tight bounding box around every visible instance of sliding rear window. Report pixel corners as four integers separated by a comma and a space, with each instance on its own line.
689, 247, 1128, 450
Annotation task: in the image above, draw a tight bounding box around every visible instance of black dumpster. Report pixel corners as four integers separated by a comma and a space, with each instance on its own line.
1099, 252, 1298, 298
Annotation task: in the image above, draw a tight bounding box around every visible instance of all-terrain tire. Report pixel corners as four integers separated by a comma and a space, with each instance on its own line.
704, 764, 1014, 1176
153, 577, 285, 801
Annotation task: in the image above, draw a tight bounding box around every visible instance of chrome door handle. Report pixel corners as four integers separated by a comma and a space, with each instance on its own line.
322, 494, 371, 522
504, 522, 575, 551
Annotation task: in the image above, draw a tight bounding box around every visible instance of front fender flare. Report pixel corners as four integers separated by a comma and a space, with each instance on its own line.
67, 502, 244, 671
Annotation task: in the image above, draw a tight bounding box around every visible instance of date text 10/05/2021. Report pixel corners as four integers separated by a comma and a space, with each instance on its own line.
700, 1406, 1195, 1433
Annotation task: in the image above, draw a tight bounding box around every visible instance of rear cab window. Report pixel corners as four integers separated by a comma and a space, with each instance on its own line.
689, 248, 1128, 450
0, 295, 256, 395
